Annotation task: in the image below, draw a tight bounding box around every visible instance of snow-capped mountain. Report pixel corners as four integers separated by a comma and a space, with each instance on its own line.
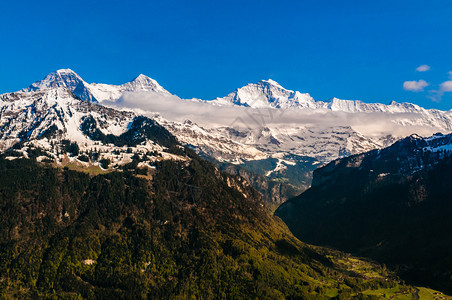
161, 79, 452, 193
0, 86, 183, 169
7, 68, 452, 197
24, 69, 98, 102
23, 69, 170, 103
89, 73, 171, 103
208, 79, 452, 132
202, 79, 452, 159
210, 79, 316, 109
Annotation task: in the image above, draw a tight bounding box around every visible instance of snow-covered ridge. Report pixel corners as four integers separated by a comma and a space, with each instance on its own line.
0, 87, 186, 170
21, 69, 452, 118
10, 70, 452, 163
418, 132, 452, 153
22, 69, 170, 103
209, 78, 452, 116
209, 79, 317, 109
0, 87, 133, 150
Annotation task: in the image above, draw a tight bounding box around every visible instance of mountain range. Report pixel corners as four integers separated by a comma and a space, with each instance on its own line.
23, 68, 170, 103
3, 68, 452, 203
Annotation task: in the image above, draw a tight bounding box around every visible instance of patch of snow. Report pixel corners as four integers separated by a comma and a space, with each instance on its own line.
82, 259, 96, 265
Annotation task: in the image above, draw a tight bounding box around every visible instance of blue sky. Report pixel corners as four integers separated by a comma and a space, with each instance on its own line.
1, 0, 451, 109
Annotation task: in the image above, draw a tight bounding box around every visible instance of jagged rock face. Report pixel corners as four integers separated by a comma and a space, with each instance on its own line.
159, 119, 386, 198
0, 88, 134, 150
159, 116, 387, 193
275, 132, 452, 293
23, 69, 97, 102
25, 69, 84, 91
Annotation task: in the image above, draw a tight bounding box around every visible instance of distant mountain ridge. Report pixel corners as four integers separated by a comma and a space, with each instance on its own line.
23, 69, 452, 118
19, 69, 452, 134
210, 78, 452, 116
209, 79, 316, 109
22, 68, 170, 103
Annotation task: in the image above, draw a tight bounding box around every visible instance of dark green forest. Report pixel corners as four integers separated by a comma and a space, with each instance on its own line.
0, 150, 433, 299
276, 137, 452, 295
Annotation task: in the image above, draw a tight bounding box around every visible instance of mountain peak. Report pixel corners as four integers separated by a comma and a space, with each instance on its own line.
23, 68, 87, 94
132, 74, 152, 82
123, 74, 169, 94
42, 68, 81, 81
212, 79, 315, 109
56, 68, 77, 75
47, 68, 83, 81
20, 69, 172, 103
260, 79, 284, 89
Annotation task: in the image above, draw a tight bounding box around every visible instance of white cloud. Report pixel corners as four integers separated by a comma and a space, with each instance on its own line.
448, 71, 452, 80
440, 81, 452, 92
416, 65, 430, 72
403, 80, 429, 92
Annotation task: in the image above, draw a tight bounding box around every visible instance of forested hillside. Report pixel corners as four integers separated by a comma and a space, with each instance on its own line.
276, 134, 452, 294
0, 150, 431, 299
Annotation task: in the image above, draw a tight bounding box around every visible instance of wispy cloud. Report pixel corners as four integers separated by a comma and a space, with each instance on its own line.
448, 71, 452, 80
403, 80, 429, 92
416, 65, 430, 72
427, 90, 443, 103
